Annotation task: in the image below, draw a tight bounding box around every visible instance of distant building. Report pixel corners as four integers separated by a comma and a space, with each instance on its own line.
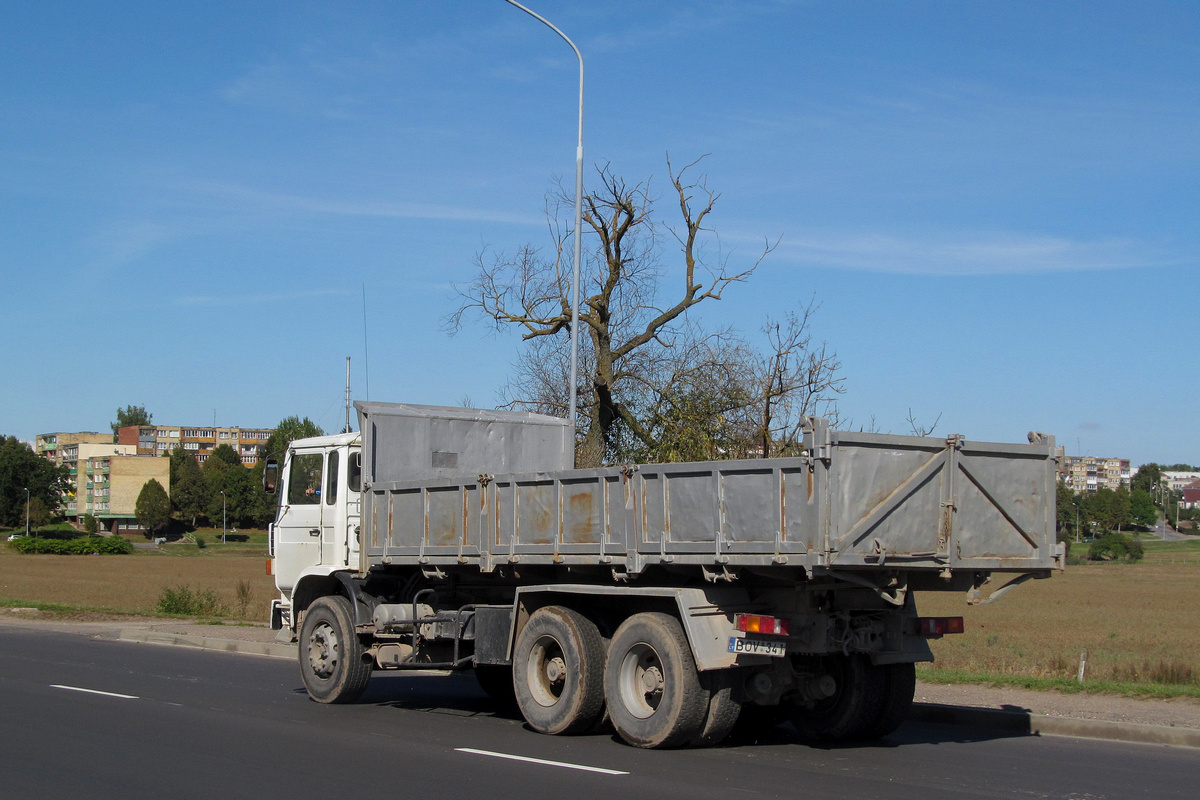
35, 436, 169, 531
117, 424, 273, 466
35, 431, 113, 465
75, 450, 170, 532
1059, 455, 1131, 494
1161, 471, 1200, 492
1181, 480, 1200, 510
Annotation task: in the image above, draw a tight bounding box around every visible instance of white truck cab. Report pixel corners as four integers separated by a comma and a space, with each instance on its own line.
268, 432, 361, 631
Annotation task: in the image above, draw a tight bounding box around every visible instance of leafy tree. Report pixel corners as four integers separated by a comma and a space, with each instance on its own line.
1111, 486, 1133, 532
22, 496, 51, 530
1056, 483, 1078, 539
169, 446, 208, 527
1130, 489, 1157, 529
210, 443, 242, 468
450, 157, 840, 467
0, 435, 68, 527
1131, 463, 1161, 494
111, 405, 153, 440
208, 463, 256, 528
260, 417, 324, 466
135, 478, 171, 535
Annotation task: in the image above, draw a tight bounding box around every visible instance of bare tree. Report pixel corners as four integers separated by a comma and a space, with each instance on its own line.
749, 301, 845, 457
905, 409, 942, 437
450, 156, 842, 467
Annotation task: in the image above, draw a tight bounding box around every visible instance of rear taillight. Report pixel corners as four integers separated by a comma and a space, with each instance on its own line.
918, 616, 965, 636
735, 613, 790, 636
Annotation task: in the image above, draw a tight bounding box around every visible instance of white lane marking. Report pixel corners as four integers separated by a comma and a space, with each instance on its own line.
455, 748, 629, 775
50, 684, 139, 700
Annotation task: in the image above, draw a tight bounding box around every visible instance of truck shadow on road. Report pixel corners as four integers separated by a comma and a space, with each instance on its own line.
333, 671, 1032, 749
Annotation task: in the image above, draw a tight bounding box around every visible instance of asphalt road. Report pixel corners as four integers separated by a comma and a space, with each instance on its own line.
3, 627, 1198, 800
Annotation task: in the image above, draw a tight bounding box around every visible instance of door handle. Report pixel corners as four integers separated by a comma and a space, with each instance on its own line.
309, 529, 320, 537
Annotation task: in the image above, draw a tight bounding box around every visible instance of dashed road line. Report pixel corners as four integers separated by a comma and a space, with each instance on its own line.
455, 747, 629, 775
50, 684, 139, 700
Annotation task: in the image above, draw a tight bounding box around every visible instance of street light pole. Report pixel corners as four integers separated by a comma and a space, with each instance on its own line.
220, 490, 226, 544
504, 0, 584, 459
25, 487, 30, 537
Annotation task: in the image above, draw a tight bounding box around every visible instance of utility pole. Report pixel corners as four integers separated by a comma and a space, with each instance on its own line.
345, 356, 352, 434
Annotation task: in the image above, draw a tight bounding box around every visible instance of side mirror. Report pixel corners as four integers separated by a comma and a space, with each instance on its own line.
263, 459, 279, 494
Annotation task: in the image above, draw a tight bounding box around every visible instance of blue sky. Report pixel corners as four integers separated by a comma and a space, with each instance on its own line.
2, 1, 1196, 467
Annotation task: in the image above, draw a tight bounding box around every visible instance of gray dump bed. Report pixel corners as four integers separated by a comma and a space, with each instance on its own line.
359, 408, 1060, 577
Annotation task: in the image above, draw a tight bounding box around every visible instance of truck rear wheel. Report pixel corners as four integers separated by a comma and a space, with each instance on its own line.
689, 667, 742, 747
604, 612, 709, 749
299, 595, 372, 704
789, 654, 885, 742
513, 606, 606, 735
864, 662, 916, 739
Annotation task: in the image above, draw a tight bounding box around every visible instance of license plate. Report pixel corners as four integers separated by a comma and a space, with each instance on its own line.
728, 636, 787, 657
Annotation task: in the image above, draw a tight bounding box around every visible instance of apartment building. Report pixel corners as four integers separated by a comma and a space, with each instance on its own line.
35, 431, 113, 466
1059, 455, 1131, 494
117, 425, 274, 466
1161, 471, 1200, 492
35, 437, 168, 530
72, 449, 170, 531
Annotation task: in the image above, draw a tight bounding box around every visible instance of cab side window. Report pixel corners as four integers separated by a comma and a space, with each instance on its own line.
325, 451, 339, 505
288, 453, 324, 505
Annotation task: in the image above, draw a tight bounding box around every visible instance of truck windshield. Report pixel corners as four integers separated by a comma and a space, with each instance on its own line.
288, 453, 324, 505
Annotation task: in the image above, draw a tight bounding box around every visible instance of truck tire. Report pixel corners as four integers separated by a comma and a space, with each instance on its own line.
604, 612, 709, 749
513, 606, 607, 735
689, 668, 742, 747
863, 662, 916, 739
789, 654, 885, 742
299, 595, 372, 704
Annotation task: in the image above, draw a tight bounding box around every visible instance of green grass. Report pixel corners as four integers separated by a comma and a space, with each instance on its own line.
917, 666, 1200, 701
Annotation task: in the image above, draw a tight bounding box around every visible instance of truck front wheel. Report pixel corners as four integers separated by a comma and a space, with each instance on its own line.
299, 595, 372, 704
513, 606, 607, 735
604, 612, 709, 748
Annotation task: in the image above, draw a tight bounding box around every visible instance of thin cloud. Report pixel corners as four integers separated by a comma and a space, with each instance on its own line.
188, 180, 541, 226
770, 230, 1173, 276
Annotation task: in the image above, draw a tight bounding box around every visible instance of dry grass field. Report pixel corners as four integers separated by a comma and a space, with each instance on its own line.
0, 540, 276, 619
918, 540, 1200, 690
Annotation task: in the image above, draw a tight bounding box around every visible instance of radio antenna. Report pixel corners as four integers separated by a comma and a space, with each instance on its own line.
362, 282, 370, 401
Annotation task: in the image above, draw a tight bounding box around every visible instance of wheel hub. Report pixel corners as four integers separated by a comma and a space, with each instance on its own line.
307, 622, 340, 679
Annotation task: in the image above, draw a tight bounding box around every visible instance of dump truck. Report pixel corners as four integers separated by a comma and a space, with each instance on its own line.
266, 401, 1062, 748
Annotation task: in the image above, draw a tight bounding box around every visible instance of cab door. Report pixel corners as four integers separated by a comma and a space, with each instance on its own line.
273, 448, 325, 594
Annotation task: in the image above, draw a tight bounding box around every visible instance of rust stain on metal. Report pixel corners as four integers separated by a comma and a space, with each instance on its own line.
387, 493, 394, 547
567, 490, 596, 542
462, 489, 469, 547
780, 471, 788, 541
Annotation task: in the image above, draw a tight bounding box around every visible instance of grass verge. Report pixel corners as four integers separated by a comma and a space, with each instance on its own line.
917, 666, 1200, 701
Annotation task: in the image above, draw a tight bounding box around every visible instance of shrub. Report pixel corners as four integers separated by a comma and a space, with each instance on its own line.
235, 579, 253, 618
157, 585, 228, 617
1088, 533, 1144, 562
195, 536, 206, 549
9, 535, 132, 555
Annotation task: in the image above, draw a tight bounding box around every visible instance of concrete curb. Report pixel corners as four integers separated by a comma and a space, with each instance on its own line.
911, 702, 1200, 748
107, 628, 298, 660
96, 629, 1200, 749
